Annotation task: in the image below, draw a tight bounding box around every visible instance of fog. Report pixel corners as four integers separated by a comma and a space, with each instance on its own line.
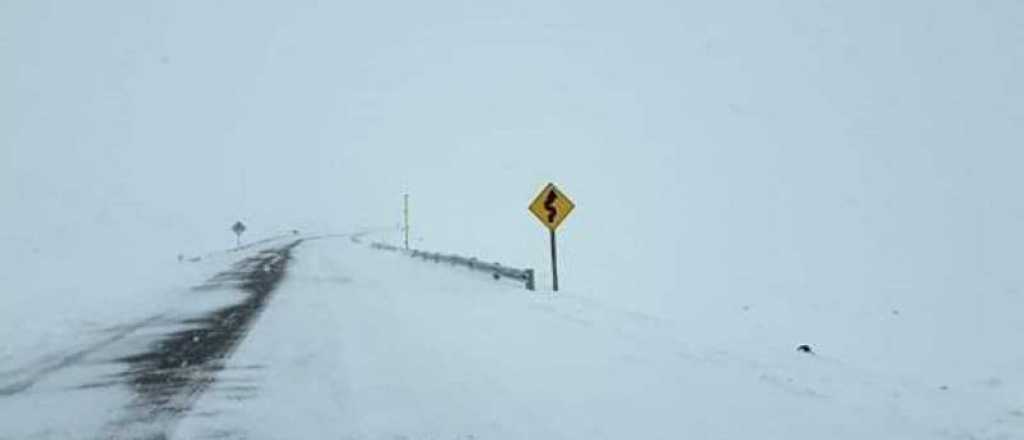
3, 1, 1023, 379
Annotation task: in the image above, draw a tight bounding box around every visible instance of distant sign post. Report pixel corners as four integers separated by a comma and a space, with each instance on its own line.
232, 221, 246, 248
404, 194, 410, 250
529, 183, 575, 292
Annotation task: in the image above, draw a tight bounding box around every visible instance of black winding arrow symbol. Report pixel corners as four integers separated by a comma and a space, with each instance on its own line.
544, 189, 559, 223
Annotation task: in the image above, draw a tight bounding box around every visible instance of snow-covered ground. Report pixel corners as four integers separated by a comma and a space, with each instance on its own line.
5, 234, 1015, 439
173, 236, 1024, 440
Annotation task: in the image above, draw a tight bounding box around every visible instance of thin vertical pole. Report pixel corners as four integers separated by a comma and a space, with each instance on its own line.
550, 229, 559, 292
403, 194, 410, 250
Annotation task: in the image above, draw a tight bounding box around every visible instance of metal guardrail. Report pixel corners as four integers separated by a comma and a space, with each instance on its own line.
370, 242, 535, 291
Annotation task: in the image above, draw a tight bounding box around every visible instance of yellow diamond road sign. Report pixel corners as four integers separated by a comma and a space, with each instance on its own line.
529, 183, 575, 231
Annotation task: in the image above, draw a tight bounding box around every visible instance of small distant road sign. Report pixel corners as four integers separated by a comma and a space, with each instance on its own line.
232, 221, 246, 247
529, 183, 575, 231
529, 183, 575, 292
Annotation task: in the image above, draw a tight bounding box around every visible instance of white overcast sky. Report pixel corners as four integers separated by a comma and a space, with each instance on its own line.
2, 1, 1023, 314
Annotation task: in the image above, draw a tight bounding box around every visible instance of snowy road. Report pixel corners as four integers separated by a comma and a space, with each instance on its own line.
109, 241, 301, 438
1, 236, 1022, 439
165, 238, 1024, 439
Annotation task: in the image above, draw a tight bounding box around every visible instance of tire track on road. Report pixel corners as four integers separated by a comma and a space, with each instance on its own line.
0, 314, 166, 396
105, 240, 302, 439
